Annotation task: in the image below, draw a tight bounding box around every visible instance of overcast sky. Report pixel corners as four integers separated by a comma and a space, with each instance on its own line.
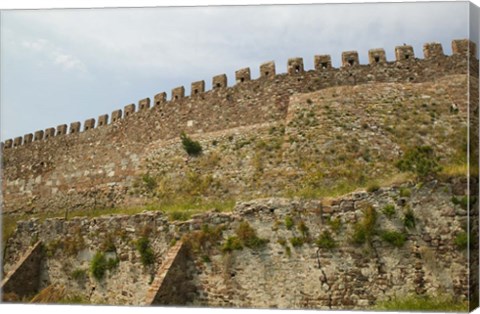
0, 1, 475, 141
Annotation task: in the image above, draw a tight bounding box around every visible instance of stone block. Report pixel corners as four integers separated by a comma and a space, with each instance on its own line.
124, 104, 135, 117
213, 74, 227, 89
56, 124, 67, 136
191, 81, 205, 95
423, 42, 444, 59
70, 122, 81, 134
4, 139, 13, 148
23, 134, 33, 144
44, 128, 55, 139
84, 118, 95, 131
13, 137, 23, 147
112, 109, 122, 122
287, 57, 304, 74
154, 92, 167, 106
235, 68, 251, 83
452, 39, 476, 56
172, 86, 185, 100
395, 45, 415, 61
342, 51, 359, 67
98, 114, 109, 127
260, 61, 275, 78
34, 130, 44, 141
139, 98, 151, 111
368, 49, 386, 64
314, 55, 332, 70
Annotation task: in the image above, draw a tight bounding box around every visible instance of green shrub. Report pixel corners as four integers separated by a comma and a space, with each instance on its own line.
180, 132, 202, 156
71, 268, 87, 281
90, 252, 119, 280
351, 206, 377, 245
396, 146, 441, 180
382, 204, 396, 219
403, 208, 416, 229
222, 236, 243, 252
107, 257, 120, 269
455, 232, 468, 250
90, 252, 106, 280
351, 224, 368, 245
284, 216, 294, 230
290, 236, 305, 247
236, 221, 268, 249
136, 237, 155, 266
381, 230, 406, 247
400, 187, 412, 198
315, 230, 336, 249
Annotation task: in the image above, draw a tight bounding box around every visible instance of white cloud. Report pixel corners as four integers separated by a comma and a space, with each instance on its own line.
20, 38, 87, 73
53, 52, 87, 72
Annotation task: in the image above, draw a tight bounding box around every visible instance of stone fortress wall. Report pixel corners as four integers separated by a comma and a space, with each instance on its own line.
1, 181, 471, 308
1, 39, 477, 215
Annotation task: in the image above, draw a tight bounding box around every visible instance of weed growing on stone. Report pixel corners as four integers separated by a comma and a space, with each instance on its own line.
235, 221, 268, 249
284, 216, 294, 230
180, 132, 202, 156
403, 208, 416, 229
222, 236, 243, 253
350, 205, 377, 245
136, 237, 155, 266
380, 230, 406, 247
382, 204, 396, 219
289, 236, 305, 247
451, 195, 477, 210
71, 268, 87, 282
315, 230, 336, 250
90, 252, 119, 280
454, 231, 468, 250
399, 187, 412, 198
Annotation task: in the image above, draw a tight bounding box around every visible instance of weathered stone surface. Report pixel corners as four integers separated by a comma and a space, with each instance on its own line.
2, 182, 471, 307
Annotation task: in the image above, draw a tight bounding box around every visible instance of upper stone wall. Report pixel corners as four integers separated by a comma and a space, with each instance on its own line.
1, 39, 478, 214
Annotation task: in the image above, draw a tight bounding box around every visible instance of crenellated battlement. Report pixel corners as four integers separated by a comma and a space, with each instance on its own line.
1, 39, 477, 151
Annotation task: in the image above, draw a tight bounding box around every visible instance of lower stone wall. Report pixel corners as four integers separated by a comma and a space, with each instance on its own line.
2, 179, 470, 309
